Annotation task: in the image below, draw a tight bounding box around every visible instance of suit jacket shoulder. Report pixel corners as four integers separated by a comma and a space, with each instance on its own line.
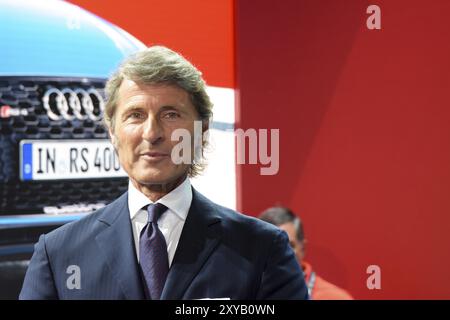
43, 192, 128, 254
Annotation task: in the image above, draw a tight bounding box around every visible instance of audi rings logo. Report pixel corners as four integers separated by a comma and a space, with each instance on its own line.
42, 87, 104, 121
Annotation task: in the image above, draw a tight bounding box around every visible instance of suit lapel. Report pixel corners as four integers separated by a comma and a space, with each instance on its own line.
161, 189, 222, 299
95, 192, 145, 300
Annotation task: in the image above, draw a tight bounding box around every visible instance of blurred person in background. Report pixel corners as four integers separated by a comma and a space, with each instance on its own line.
259, 206, 353, 300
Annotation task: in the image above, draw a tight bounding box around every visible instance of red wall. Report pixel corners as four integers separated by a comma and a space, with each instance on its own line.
236, 0, 450, 299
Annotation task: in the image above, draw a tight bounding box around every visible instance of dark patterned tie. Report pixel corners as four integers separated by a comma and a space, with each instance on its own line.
139, 203, 169, 300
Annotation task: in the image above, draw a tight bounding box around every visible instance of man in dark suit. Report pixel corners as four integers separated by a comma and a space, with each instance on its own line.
20, 46, 308, 300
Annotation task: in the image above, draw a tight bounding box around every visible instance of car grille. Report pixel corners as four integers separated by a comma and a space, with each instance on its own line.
0, 77, 128, 214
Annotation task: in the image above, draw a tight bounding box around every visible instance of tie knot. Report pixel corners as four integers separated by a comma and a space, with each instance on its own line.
147, 203, 167, 223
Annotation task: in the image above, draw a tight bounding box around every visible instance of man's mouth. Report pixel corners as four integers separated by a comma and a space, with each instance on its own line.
140, 151, 170, 161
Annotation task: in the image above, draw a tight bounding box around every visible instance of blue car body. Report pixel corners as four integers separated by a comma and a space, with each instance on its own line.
0, 0, 145, 77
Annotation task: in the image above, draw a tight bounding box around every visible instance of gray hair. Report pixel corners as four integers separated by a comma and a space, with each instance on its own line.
104, 45, 213, 177
259, 207, 305, 242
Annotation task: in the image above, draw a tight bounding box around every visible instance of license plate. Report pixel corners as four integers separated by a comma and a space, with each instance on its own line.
20, 139, 127, 181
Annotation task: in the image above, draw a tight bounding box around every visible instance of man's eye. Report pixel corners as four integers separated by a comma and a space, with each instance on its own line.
162, 112, 180, 120
129, 112, 144, 119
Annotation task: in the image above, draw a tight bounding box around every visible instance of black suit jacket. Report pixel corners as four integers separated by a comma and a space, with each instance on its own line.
20, 188, 308, 299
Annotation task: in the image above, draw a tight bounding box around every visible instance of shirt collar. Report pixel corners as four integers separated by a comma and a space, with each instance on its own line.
128, 177, 192, 221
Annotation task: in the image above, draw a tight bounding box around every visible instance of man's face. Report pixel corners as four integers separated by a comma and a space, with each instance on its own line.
279, 222, 305, 262
111, 79, 200, 188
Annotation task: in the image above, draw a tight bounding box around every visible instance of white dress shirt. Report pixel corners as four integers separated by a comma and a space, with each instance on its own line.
128, 177, 192, 267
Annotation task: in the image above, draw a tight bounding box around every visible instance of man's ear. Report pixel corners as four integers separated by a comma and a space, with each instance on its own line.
202, 119, 209, 133
201, 120, 210, 145
109, 129, 117, 148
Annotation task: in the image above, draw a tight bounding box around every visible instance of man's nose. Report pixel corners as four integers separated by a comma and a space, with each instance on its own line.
142, 116, 164, 144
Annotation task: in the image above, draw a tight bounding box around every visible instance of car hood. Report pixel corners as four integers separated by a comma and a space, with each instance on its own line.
0, 0, 146, 78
